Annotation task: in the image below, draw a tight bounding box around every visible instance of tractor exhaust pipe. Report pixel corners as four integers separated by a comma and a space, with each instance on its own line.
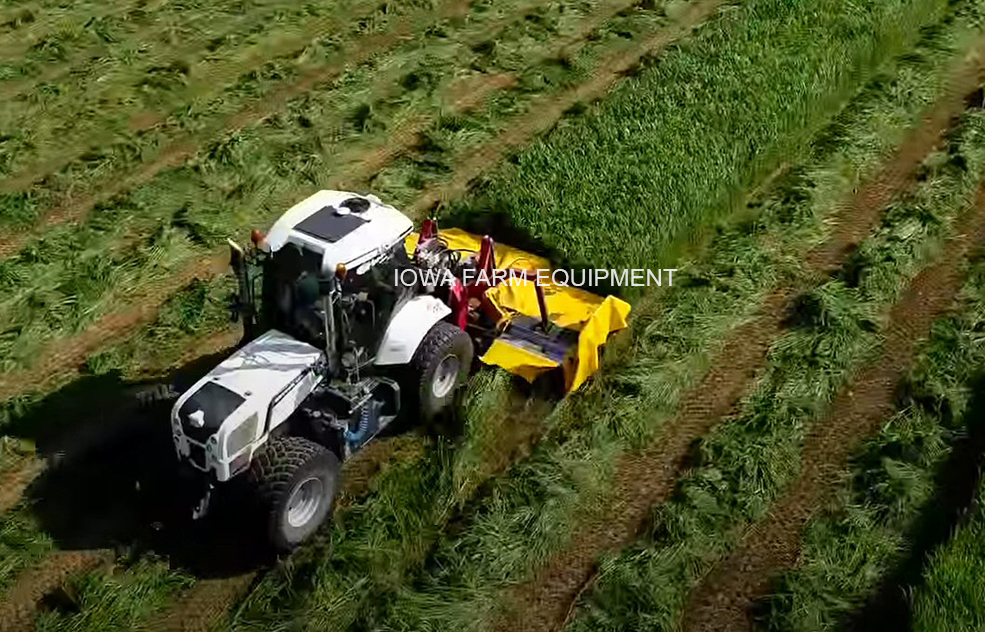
228, 239, 257, 338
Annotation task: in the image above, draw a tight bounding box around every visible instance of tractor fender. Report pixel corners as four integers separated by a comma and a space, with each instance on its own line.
374, 296, 452, 366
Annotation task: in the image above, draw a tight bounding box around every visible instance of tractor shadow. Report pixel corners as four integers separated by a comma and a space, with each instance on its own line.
5, 348, 277, 579
4, 342, 524, 580
843, 370, 985, 631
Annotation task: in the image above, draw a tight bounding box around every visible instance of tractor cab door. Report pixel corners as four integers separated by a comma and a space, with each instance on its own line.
262, 243, 329, 348
339, 248, 414, 361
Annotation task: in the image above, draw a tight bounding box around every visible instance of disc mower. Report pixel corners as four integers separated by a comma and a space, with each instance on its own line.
168, 190, 629, 550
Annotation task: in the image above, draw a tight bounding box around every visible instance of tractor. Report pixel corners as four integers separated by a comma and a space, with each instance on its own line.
168, 190, 629, 550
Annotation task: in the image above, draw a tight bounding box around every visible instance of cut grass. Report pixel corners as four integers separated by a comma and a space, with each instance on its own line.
0, 0, 440, 182
0, 506, 55, 596
0, 0, 679, 375
756, 238, 985, 631
30, 555, 192, 632
213, 2, 973, 629
567, 53, 985, 632
0, 0, 591, 207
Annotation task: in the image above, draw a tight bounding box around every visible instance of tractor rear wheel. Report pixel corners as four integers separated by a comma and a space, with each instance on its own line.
248, 436, 340, 551
411, 321, 473, 422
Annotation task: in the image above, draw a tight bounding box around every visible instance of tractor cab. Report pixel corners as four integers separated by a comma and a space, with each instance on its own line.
239, 191, 419, 369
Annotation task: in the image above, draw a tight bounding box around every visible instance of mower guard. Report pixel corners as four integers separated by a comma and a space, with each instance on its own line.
407, 228, 630, 391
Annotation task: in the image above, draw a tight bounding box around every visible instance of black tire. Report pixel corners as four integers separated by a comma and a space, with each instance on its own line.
248, 436, 340, 551
411, 321, 474, 422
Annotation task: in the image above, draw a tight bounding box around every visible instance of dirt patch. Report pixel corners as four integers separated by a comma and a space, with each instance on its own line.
681, 185, 985, 632
0, 550, 112, 632
141, 572, 256, 632
490, 36, 985, 632
0, 457, 45, 515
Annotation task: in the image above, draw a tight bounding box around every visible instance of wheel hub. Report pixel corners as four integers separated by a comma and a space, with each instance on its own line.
432, 354, 460, 399
286, 476, 324, 528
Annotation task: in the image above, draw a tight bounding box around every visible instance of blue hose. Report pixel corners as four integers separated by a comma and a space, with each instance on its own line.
345, 404, 374, 447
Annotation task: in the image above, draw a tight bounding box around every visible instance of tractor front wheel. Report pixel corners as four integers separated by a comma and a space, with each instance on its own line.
412, 321, 474, 422
248, 436, 340, 551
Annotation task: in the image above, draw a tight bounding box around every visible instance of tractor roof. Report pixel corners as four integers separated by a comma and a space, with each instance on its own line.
263, 190, 414, 272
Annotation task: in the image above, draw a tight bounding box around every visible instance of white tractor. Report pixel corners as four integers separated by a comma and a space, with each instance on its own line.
169, 190, 630, 551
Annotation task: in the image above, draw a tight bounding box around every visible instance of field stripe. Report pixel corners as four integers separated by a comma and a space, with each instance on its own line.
0, 0, 716, 405
680, 182, 985, 632
0, 0, 479, 256
491, 40, 985, 632
0, 550, 111, 632
409, 0, 728, 216
0, 0, 442, 193
140, 573, 256, 632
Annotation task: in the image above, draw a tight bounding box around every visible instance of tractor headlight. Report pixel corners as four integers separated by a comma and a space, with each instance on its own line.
224, 413, 259, 458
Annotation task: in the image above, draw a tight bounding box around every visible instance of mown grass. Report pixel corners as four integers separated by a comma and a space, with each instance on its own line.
213, 2, 971, 630
0, 0, 617, 213
0, 507, 52, 594
0, 0, 676, 373
32, 555, 192, 632
0, 0, 960, 628
756, 231, 985, 631
567, 52, 985, 632
0, 0, 429, 180
0, 0, 143, 65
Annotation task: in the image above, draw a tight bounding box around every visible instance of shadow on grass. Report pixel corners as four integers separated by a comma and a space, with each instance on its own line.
846, 370, 985, 632
2, 347, 283, 579
1, 337, 546, 581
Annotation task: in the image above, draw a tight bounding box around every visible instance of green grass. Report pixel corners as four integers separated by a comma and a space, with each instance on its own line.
211, 3, 976, 630
566, 57, 985, 632
0, 507, 53, 594
32, 555, 192, 632
0, 0, 631, 210
0, 0, 432, 179
756, 242, 985, 631
913, 476, 985, 631
443, 0, 946, 277
0, 0, 969, 628
0, 0, 675, 375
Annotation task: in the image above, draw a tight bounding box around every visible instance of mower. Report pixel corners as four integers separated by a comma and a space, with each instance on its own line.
168, 190, 629, 550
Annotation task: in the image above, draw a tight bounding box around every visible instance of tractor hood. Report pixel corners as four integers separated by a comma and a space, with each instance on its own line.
187, 329, 324, 406
171, 330, 325, 479
262, 190, 413, 273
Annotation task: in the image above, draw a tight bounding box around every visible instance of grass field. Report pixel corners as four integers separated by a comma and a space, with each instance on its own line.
3, 0, 985, 629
